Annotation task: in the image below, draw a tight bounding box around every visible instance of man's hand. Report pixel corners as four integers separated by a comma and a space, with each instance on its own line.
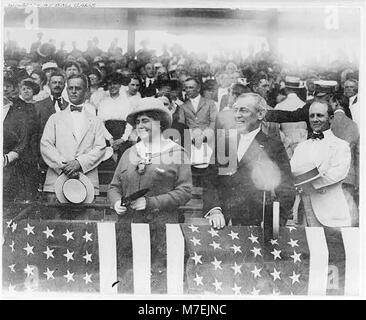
208, 209, 226, 229
62, 160, 81, 177
130, 197, 147, 211
114, 200, 127, 215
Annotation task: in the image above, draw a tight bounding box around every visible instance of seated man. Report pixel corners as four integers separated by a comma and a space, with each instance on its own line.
40, 74, 106, 219
290, 101, 351, 227
204, 93, 296, 229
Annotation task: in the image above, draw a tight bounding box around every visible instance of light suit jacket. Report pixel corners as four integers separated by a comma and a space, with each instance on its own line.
40, 107, 106, 194
290, 130, 351, 227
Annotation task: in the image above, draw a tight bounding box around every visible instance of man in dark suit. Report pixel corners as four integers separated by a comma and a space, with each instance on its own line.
204, 93, 296, 228
140, 63, 157, 97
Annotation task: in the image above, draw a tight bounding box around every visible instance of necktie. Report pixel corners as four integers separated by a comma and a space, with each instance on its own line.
309, 131, 324, 140
70, 105, 82, 112
53, 97, 64, 110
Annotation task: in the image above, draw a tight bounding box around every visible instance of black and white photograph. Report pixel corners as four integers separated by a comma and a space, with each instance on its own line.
1, 0, 364, 301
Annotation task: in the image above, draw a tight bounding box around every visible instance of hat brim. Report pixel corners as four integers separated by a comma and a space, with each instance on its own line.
54, 173, 94, 204
294, 167, 321, 186
126, 108, 172, 128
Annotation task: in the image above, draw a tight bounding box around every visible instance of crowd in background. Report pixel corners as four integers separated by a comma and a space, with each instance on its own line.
3, 33, 360, 226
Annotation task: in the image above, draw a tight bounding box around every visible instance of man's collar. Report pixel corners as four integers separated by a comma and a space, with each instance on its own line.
190, 94, 201, 102
240, 127, 261, 138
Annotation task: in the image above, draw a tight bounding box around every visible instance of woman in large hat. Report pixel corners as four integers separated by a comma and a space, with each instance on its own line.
107, 97, 192, 293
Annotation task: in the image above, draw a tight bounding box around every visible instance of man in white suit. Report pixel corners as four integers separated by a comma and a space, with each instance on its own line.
40, 74, 106, 217
290, 101, 351, 227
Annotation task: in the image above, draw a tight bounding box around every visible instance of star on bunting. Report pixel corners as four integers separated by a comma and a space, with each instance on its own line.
231, 262, 242, 275
270, 239, 279, 245
232, 283, 241, 295
212, 278, 223, 292
83, 273, 92, 284
24, 223, 35, 235
209, 241, 222, 250
288, 239, 299, 248
9, 264, 16, 273
250, 247, 262, 257
192, 252, 202, 265
248, 233, 259, 244
251, 287, 260, 295
290, 251, 301, 263
270, 268, 281, 281
289, 271, 300, 284
188, 225, 199, 233
43, 226, 54, 239
208, 228, 219, 237
211, 257, 222, 270
64, 270, 75, 283
228, 230, 239, 240
24, 264, 34, 277
63, 249, 74, 262
23, 243, 34, 256
9, 240, 15, 252
230, 244, 242, 254
82, 231, 93, 242
63, 229, 74, 241
43, 246, 55, 259
83, 251, 92, 264
193, 274, 203, 286
190, 237, 201, 246
44, 268, 55, 280
251, 265, 262, 279
271, 248, 282, 260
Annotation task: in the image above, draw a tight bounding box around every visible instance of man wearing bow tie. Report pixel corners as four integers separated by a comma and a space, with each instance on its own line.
290, 101, 351, 227
40, 74, 106, 214
140, 63, 157, 97
204, 93, 295, 229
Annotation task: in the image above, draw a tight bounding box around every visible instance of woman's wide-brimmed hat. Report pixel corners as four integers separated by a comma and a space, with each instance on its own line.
126, 97, 172, 129
54, 173, 94, 204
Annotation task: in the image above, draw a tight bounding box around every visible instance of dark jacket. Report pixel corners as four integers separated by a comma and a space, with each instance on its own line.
204, 129, 296, 227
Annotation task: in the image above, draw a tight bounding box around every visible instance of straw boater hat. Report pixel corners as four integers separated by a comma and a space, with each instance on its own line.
42, 61, 58, 71
126, 97, 172, 129
292, 163, 321, 187
313, 80, 338, 97
54, 173, 94, 204
285, 76, 305, 89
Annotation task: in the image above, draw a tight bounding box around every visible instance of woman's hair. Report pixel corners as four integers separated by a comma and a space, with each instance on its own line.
134, 110, 170, 131
63, 61, 81, 73
31, 69, 47, 87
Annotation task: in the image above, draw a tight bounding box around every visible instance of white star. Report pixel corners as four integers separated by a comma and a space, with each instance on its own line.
190, 237, 201, 246
211, 257, 222, 270
24, 223, 35, 235
63, 249, 74, 262
24, 264, 34, 277
287, 226, 297, 233
83, 273, 92, 284
9, 240, 15, 252
43, 226, 54, 239
251, 287, 260, 295
228, 230, 239, 240
193, 273, 203, 286
188, 225, 199, 233
6, 220, 13, 228
83, 251, 92, 264
64, 270, 75, 283
251, 265, 262, 279
8, 283, 16, 292
23, 243, 34, 256
9, 264, 16, 273
192, 252, 202, 265
231, 262, 242, 275
208, 228, 219, 237
63, 229, 74, 241
11, 222, 17, 232
44, 268, 55, 280
270, 239, 279, 245
271, 249, 282, 260
82, 231, 93, 242
232, 283, 241, 295
248, 233, 259, 244
230, 244, 242, 254
250, 247, 262, 257
272, 289, 281, 296
212, 278, 222, 292
288, 239, 299, 248
290, 251, 301, 263
270, 268, 281, 281
43, 246, 55, 259
209, 241, 222, 250
289, 271, 301, 284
